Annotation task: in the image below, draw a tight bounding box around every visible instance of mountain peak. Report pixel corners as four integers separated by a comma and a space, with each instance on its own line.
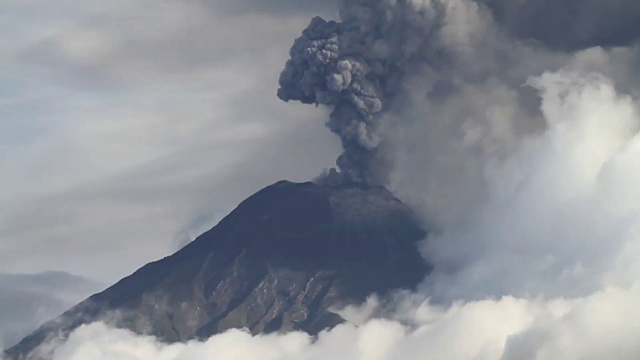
6, 181, 430, 359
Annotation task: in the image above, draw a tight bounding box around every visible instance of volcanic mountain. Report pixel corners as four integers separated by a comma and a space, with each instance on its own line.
5, 181, 430, 359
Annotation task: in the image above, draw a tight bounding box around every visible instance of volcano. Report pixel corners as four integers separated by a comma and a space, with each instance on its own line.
5, 181, 430, 359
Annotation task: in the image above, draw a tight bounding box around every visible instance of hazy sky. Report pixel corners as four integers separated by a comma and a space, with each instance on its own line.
0, 0, 341, 283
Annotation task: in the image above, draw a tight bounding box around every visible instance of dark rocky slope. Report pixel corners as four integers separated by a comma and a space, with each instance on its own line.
5, 181, 430, 359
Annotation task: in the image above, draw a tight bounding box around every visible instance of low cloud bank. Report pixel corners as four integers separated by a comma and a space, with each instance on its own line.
29, 287, 640, 359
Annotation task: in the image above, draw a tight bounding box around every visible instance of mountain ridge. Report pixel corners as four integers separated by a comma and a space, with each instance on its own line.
5, 180, 430, 360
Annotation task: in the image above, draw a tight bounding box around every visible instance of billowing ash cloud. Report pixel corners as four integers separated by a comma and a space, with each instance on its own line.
277, 0, 640, 185
479, 0, 640, 50
277, 0, 444, 184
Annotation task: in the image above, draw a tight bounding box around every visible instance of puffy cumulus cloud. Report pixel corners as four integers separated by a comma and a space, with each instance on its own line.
418, 71, 640, 301
28, 297, 536, 360
30, 288, 640, 360
502, 286, 640, 360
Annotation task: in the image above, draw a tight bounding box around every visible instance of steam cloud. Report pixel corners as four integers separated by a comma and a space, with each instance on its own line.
12, 0, 640, 359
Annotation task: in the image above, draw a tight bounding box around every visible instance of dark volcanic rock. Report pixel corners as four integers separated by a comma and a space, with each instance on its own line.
5, 181, 430, 359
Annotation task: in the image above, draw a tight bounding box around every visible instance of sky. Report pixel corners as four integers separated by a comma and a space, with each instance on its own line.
0, 0, 341, 283
0, 272, 104, 348
4, 0, 640, 359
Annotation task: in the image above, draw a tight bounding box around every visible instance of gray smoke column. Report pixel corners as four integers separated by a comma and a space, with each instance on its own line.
277, 0, 443, 185
277, 0, 640, 186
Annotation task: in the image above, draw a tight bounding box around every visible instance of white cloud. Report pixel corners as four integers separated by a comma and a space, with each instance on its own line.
37, 287, 640, 360
418, 71, 640, 301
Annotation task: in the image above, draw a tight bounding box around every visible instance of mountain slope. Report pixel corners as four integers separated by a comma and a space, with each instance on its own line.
5, 181, 430, 359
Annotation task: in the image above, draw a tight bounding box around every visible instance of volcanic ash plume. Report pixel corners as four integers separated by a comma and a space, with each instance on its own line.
277, 0, 443, 185
277, 0, 640, 187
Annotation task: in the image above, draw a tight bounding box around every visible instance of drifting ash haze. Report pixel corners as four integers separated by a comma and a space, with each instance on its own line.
9, 0, 640, 359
